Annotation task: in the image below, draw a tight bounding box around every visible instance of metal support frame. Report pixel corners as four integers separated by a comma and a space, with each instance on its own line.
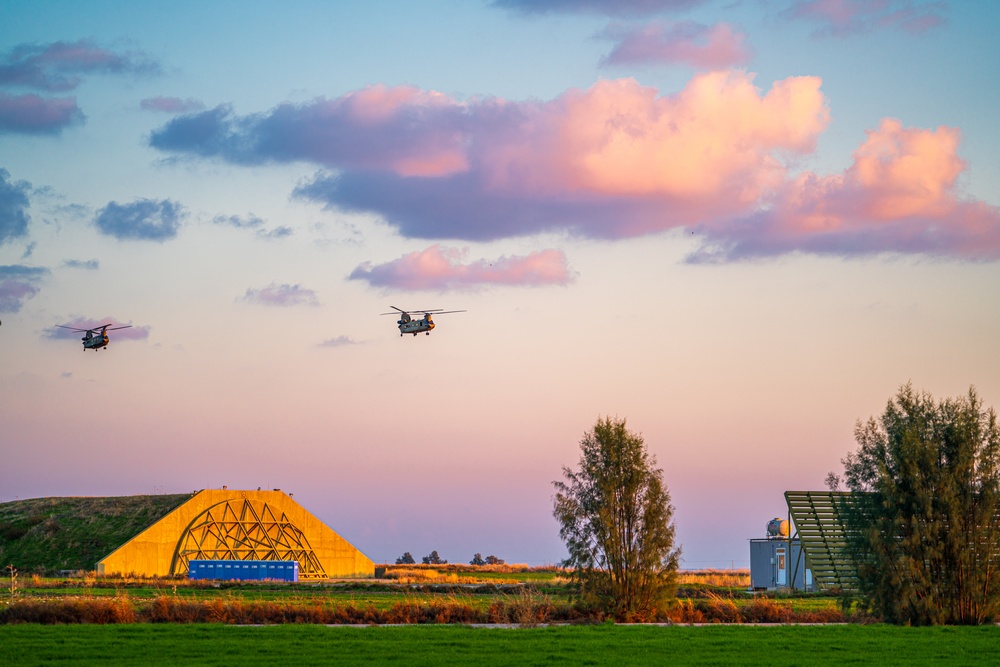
788, 507, 795, 592
171, 498, 328, 579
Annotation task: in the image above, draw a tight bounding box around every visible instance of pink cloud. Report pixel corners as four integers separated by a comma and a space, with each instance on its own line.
842, 118, 963, 219
0, 265, 46, 313
151, 71, 998, 261
156, 71, 827, 220
32, 42, 128, 71
0, 93, 83, 134
350, 245, 575, 290
783, 0, 947, 37
140, 96, 205, 113
240, 283, 320, 307
0, 39, 159, 91
599, 21, 754, 69
0, 279, 39, 312
691, 119, 1000, 261
152, 85, 468, 177
290, 71, 828, 240
524, 72, 826, 200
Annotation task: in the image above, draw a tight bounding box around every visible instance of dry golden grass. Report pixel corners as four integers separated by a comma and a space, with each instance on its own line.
677, 569, 750, 588
384, 568, 454, 583
382, 563, 553, 585
379, 565, 749, 587
383, 568, 510, 585
381, 565, 749, 589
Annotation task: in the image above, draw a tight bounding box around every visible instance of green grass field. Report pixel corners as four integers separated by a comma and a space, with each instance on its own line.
2, 571, 996, 665
2, 624, 998, 667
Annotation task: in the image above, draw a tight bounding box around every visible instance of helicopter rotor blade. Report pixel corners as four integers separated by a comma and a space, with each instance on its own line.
380, 306, 466, 316
56, 323, 133, 334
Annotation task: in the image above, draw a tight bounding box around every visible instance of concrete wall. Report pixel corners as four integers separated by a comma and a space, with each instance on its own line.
96, 489, 374, 578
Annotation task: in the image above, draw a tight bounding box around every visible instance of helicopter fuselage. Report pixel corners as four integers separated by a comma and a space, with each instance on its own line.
398, 316, 435, 336
383, 306, 462, 337
82, 333, 110, 350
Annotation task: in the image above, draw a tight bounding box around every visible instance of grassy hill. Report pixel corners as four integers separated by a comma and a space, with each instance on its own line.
0, 494, 192, 574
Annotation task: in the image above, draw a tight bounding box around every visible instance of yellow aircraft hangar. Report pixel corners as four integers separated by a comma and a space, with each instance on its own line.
97, 488, 374, 579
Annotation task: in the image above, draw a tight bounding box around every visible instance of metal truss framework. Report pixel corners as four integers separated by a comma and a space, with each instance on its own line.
784, 490, 859, 592
171, 498, 327, 579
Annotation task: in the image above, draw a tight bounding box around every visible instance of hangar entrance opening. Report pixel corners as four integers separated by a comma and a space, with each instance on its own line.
171, 498, 327, 579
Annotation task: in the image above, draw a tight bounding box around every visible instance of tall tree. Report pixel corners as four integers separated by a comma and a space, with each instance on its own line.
841, 384, 1000, 625
553, 416, 680, 620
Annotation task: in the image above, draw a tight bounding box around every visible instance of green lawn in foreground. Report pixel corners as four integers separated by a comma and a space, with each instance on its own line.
1, 624, 998, 667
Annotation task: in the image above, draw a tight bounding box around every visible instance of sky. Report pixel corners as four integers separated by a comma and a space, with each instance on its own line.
1, 0, 998, 569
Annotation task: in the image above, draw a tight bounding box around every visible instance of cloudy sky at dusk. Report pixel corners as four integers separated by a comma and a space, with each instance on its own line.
2, 0, 998, 568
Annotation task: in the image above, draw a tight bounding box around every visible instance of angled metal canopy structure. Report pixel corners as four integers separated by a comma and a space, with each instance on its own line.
784, 490, 859, 592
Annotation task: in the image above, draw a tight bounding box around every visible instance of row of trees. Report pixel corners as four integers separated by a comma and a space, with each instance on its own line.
552, 386, 1000, 625
394, 551, 447, 565
470, 553, 506, 566
394, 551, 506, 566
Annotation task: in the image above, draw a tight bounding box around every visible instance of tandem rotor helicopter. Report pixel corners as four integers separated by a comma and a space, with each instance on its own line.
381, 306, 465, 336
55, 323, 132, 351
